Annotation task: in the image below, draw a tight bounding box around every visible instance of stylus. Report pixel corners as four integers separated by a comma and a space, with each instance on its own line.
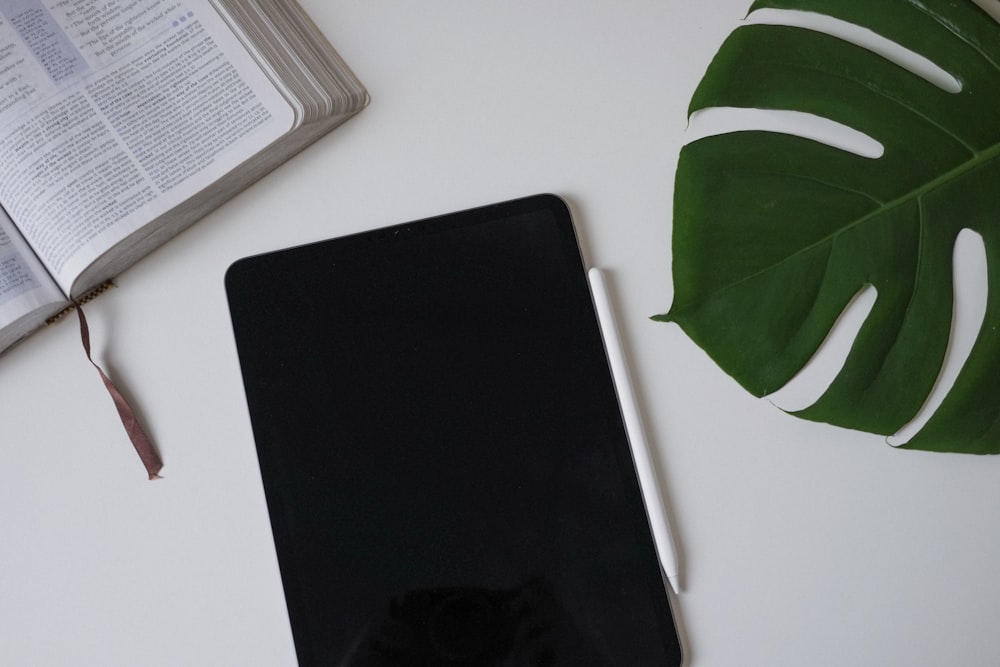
588, 268, 681, 594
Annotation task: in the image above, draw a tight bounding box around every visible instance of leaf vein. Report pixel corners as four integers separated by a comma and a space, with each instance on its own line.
672, 141, 1000, 315
768, 55, 977, 154
904, 0, 1000, 75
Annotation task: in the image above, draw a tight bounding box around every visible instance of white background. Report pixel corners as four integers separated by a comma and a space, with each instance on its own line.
3, 2, 1000, 665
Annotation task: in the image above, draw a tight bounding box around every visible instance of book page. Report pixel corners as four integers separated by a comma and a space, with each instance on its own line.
0, 0, 295, 294
0, 205, 65, 353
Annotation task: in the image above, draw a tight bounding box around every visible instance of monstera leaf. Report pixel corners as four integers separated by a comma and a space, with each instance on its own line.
656, 0, 1000, 453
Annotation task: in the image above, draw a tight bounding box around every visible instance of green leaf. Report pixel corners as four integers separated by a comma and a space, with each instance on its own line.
657, 0, 1000, 453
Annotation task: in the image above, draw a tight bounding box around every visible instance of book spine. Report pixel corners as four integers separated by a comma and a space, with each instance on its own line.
45, 281, 115, 325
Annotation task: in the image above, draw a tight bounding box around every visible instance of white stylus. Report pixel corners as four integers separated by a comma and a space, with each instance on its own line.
588, 268, 681, 594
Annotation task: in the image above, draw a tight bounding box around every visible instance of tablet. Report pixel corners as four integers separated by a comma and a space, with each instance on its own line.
226, 194, 683, 666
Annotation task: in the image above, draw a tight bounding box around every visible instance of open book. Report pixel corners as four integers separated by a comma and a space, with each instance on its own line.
0, 0, 368, 354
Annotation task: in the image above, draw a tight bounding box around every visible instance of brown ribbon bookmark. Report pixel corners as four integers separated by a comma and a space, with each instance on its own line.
75, 302, 163, 480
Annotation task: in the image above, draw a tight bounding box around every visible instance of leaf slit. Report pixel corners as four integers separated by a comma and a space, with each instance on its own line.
889, 228, 988, 446
686, 107, 884, 158
766, 284, 877, 412
746, 8, 962, 93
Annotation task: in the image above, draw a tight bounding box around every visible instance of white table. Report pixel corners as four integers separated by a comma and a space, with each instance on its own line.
3, 2, 999, 665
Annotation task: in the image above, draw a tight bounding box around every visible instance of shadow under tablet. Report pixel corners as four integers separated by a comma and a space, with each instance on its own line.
226, 194, 683, 666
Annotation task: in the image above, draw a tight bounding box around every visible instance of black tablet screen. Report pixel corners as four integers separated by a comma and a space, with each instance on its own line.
226, 194, 682, 666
